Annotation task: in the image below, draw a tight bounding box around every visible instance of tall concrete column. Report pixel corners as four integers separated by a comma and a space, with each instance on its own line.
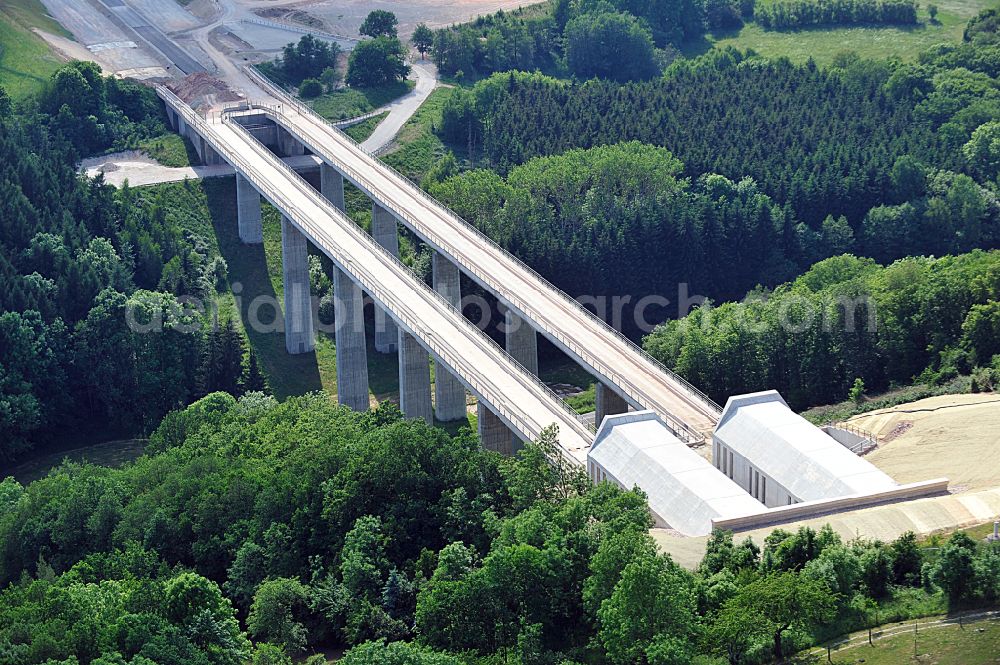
185, 125, 204, 162
279, 127, 305, 156
166, 107, 178, 131
334, 266, 370, 411
236, 173, 263, 244
281, 217, 314, 355
478, 402, 514, 455
371, 203, 399, 353
595, 382, 628, 427
432, 253, 467, 421
202, 139, 222, 165
504, 307, 538, 376
320, 164, 346, 211
398, 330, 433, 424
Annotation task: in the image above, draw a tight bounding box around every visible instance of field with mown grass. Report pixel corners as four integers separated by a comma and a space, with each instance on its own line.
690, 0, 992, 64
0, 0, 69, 98
794, 614, 1000, 664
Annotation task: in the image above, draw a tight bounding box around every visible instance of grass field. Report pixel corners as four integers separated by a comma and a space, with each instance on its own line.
0, 0, 68, 98
308, 80, 414, 121
794, 614, 1000, 664
137, 134, 201, 167
382, 87, 462, 182
691, 0, 992, 64
343, 111, 389, 142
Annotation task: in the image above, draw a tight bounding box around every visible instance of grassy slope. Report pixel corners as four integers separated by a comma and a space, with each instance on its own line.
137, 134, 201, 167
692, 0, 992, 64
0, 0, 68, 98
343, 111, 389, 142
381, 87, 458, 182
308, 80, 414, 121
793, 614, 1000, 664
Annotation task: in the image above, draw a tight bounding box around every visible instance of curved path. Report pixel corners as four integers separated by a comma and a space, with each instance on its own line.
361, 60, 437, 154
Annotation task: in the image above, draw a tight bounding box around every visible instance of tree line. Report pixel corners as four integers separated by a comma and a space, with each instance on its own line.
643, 250, 1000, 410
1, 393, 997, 664
755, 0, 918, 30
0, 65, 264, 464
440, 50, 977, 227
426, 0, 734, 82
425, 138, 997, 335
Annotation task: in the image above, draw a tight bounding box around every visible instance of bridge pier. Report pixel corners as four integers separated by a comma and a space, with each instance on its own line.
502, 307, 537, 451
236, 173, 263, 244
202, 140, 223, 165
281, 217, 315, 355
432, 253, 467, 421
596, 382, 628, 427
278, 126, 305, 157
398, 330, 433, 424
334, 266, 370, 411
371, 203, 400, 353
321, 164, 346, 211
504, 307, 539, 376
478, 402, 514, 455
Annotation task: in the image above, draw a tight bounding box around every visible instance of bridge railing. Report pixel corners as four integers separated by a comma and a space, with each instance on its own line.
224, 112, 594, 440
159, 88, 593, 459
243, 66, 719, 443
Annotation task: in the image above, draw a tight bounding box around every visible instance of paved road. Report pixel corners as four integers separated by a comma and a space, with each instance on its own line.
93, 0, 207, 74
80, 150, 324, 186
244, 75, 722, 441
361, 61, 437, 154
163, 89, 594, 463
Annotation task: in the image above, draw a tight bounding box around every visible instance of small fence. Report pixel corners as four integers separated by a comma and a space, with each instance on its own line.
823, 422, 879, 455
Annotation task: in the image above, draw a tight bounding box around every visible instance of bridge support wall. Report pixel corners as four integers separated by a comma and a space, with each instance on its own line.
236, 173, 263, 244
596, 382, 628, 428
201, 139, 223, 165
432, 253, 467, 421
334, 266, 370, 410
371, 203, 399, 353
478, 402, 514, 455
503, 308, 537, 451
505, 308, 539, 376
321, 164, 346, 211
281, 217, 315, 355
398, 330, 433, 424
278, 126, 305, 156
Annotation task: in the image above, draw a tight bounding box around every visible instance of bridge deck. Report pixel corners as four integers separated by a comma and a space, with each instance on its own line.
160, 88, 594, 464
241, 79, 721, 440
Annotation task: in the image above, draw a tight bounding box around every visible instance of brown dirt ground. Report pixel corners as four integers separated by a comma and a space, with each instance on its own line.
851, 393, 1000, 492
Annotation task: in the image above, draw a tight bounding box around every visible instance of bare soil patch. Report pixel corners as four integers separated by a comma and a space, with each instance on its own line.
852, 394, 1000, 492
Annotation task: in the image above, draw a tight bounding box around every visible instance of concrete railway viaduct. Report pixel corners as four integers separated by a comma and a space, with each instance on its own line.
157, 74, 722, 463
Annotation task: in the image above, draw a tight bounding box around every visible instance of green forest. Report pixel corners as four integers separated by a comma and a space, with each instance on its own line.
421, 8, 1000, 407
0, 61, 261, 463
1, 1, 1000, 664
2, 393, 998, 664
